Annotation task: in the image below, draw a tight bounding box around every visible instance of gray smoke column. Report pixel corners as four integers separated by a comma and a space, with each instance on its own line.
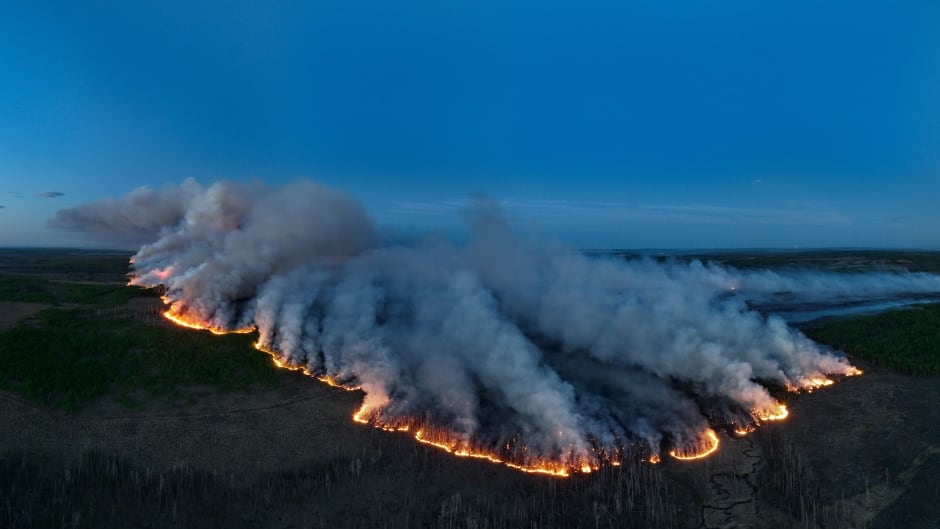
59, 179, 940, 468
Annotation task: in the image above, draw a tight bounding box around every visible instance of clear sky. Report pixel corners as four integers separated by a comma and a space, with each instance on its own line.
1, 1, 938, 249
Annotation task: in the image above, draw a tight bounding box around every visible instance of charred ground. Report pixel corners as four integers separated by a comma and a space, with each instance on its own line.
1, 249, 938, 528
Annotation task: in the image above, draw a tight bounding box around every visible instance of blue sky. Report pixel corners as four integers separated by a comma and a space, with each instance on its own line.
1, 1, 938, 248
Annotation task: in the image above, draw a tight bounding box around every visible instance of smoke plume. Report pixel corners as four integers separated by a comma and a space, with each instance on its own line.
47, 179, 204, 248
56, 180, 940, 469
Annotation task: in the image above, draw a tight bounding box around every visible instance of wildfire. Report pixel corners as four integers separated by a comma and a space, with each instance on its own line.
755, 403, 789, 422
162, 310, 253, 335
317, 374, 361, 391
354, 404, 583, 477
504, 462, 572, 478
352, 404, 371, 424
154, 298, 858, 476
668, 429, 720, 461
414, 425, 575, 477
787, 377, 834, 393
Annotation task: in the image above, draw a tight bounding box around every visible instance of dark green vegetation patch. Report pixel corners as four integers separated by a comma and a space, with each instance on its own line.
0, 248, 131, 281
0, 274, 141, 307
806, 303, 940, 376
0, 280, 286, 410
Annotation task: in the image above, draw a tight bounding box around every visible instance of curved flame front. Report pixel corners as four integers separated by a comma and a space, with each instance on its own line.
353, 403, 584, 477
668, 429, 720, 461
162, 309, 253, 335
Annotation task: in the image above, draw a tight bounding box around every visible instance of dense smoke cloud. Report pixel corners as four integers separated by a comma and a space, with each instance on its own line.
56, 179, 940, 468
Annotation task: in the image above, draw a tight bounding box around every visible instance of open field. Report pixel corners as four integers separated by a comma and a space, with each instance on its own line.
1, 249, 939, 528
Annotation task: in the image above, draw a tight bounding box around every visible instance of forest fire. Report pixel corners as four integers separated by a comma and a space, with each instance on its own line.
353, 403, 582, 477
155, 300, 855, 477
162, 310, 253, 335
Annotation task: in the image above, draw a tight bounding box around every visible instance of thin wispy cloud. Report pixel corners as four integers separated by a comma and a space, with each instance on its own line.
393, 198, 632, 226
37, 191, 65, 198
638, 204, 852, 227
8, 192, 23, 199
393, 199, 852, 227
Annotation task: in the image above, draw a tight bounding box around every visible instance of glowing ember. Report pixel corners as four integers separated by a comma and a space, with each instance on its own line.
668, 429, 720, 461
787, 376, 835, 392
733, 425, 756, 436
755, 404, 789, 422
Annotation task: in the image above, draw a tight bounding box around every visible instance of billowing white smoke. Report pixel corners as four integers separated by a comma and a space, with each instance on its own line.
52, 180, 940, 466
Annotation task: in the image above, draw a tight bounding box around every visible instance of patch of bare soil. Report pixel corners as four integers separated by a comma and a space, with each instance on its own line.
0, 301, 49, 330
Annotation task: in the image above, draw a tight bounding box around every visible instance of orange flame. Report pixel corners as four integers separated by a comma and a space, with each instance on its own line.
162, 310, 253, 335
787, 377, 834, 393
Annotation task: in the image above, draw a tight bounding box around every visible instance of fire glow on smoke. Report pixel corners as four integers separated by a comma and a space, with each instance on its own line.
60, 179, 933, 477
159, 303, 855, 476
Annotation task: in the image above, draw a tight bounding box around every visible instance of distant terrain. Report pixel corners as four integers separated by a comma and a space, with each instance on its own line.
594, 248, 940, 273
1, 248, 938, 528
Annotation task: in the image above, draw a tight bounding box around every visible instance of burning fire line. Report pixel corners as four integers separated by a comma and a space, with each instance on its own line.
156, 305, 860, 476
668, 429, 720, 461
354, 403, 579, 477
162, 310, 253, 335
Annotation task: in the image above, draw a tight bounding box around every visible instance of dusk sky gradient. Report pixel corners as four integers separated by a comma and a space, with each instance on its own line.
1, 1, 938, 248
